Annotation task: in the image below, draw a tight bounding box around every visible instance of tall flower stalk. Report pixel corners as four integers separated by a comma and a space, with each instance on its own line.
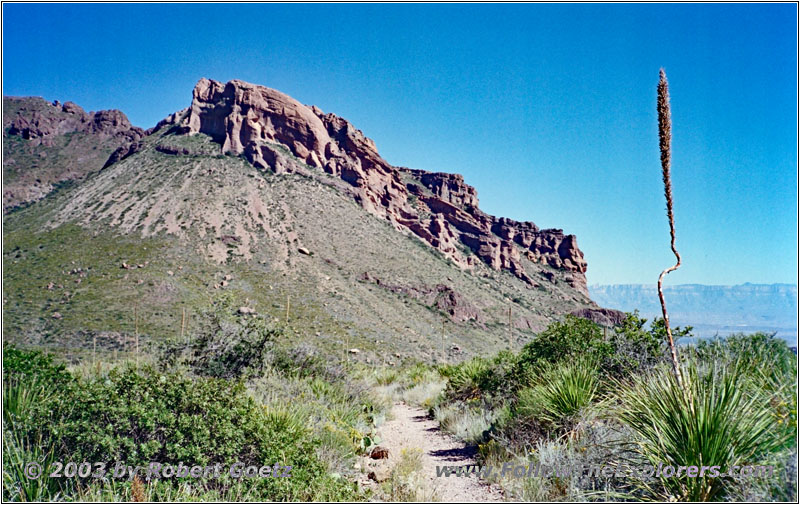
656, 69, 683, 387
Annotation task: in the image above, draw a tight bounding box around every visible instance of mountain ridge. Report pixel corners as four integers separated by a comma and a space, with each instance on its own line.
589, 283, 798, 344
179, 78, 589, 293
3, 78, 610, 360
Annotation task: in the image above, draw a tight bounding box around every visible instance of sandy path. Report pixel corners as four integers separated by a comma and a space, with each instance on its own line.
375, 402, 505, 502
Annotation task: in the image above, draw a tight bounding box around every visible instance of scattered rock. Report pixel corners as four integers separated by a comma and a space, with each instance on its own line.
167, 270, 174, 276
369, 446, 390, 459
348, 348, 361, 354
367, 464, 391, 483
238, 307, 255, 315
298, 247, 311, 256
52, 312, 62, 319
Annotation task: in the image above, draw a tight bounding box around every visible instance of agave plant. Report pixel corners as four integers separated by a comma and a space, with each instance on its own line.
516, 358, 599, 434
617, 358, 792, 501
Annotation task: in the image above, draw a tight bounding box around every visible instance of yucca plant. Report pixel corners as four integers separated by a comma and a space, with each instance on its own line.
2, 428, 67, 501
616, 358, 792, 501
516, 359, 599, 434
441, 357, 493, 399
656, 68, 684, 387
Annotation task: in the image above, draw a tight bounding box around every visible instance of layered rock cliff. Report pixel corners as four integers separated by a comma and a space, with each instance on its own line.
178, 78, 588, 293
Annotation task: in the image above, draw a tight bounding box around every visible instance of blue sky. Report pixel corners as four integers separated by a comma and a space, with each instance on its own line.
3, 3, 797, 286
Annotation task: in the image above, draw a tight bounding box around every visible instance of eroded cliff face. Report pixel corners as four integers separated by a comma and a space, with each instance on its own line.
3, 97, 145, 211
181, 78, 588, 293
6, 100, 144, 144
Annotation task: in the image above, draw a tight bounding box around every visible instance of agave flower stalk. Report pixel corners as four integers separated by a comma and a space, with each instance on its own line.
656, 69, 683, 387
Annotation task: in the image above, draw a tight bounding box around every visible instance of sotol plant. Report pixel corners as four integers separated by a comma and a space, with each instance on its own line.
617, 358, 792, 501
656, 69, 683, 386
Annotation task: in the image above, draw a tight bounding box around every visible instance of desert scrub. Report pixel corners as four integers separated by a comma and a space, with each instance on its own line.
2, 348, 360, 501
515, 358, 599, 435
248, 356, 387, 479
369, 361, 446, 409
160, 292, 280, 379
616, 357, 794, 501
383, 448, 438, 501
433, 401, 502, 444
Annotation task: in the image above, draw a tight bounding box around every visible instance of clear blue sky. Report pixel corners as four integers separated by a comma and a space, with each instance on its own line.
3, 3, 797, 286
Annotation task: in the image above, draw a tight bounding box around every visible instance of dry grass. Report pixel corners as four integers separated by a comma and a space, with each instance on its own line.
384, 448, 439, 501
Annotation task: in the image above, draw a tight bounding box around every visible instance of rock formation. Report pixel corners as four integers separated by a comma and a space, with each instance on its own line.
3, 97, 144, 211
180, 78, 588, 293
569, 307, 626, 327
7, 99, 143, 145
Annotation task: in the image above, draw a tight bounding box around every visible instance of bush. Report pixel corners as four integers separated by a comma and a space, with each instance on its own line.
3, 346, 72, 385
433, 401, 498, 444
517, 315, 610, 368
515, 313, 688, 383
3, 349, 357, 501
161, 294, 281, 379
438, 351, 517, 403
616, 358, 793, 501
439, 357, 493, 399
691, 332, 796, 384
516, 359, 599, 434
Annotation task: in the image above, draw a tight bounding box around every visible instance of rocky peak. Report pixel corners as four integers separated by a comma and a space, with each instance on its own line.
178, 78, 589, 293
3, 96, 145, 212
6, 98, 143, 145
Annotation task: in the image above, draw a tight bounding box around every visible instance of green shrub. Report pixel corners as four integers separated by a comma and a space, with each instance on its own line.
160, 293, 284, 379
3, 349, 358, 501
606, 311, 670, 375
439, 351, 517, 402
515, 313, 688, 383
517, 315, 609, 367
516, 359, 599, 434
439, 357, 493, 399
617, 358, 793, 501
3, 346, 72, 385
691, 332, 796, 384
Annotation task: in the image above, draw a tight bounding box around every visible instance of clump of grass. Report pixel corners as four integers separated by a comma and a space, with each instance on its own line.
617, 358, 793, 501
433, 402, 498, 444
516, 358, 599, 434
374, 368, 399, 386
401, 380, 446, 408
384, 448, 437, 501
439, 356, 494, 400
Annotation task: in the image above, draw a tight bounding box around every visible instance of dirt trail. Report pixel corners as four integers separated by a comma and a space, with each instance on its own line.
375, 402, 505, 502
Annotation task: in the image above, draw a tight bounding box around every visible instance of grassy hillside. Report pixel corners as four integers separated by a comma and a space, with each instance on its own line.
3, 126, 592, 365
3, 97, 138, 212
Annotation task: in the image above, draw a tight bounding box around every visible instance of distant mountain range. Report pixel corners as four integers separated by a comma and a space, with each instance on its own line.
589, 283, 798, 345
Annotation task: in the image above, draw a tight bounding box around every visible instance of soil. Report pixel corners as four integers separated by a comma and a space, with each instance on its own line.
366, 402, 505, 502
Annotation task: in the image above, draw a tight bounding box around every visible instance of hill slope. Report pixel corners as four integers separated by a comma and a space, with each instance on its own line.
3, 97, 144, 212
3, 79, 605, 362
